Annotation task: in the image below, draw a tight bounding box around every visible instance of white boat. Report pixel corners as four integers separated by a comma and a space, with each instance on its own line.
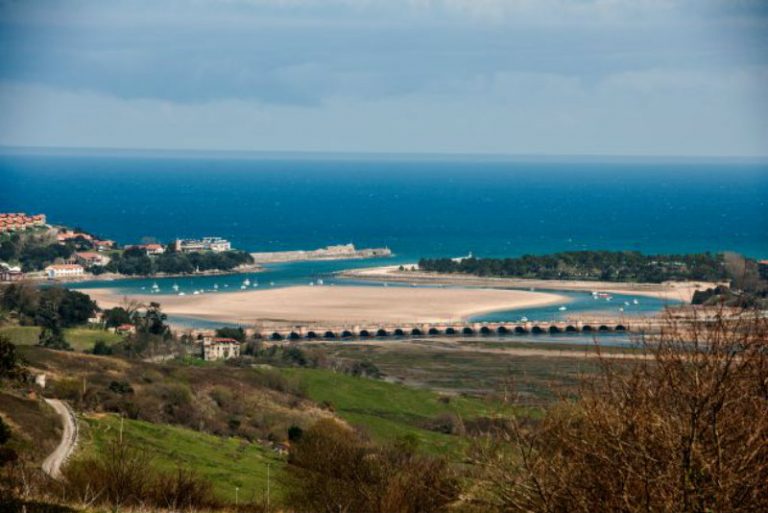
178, 292, 185, 296
633, 299, 639, 305
269, 281, 275, 287
309, 281, 315, 287
243, 278, 251, 287
193, 290, 200, 295
558, 306, 567, 311
240, 285, 246, 290
619, 307, 624, 312
317, 279, 324, 286
520, 316, 528, 322
172, 283, 179, 292
624, 301, 630, 306
213, 284, 219, 290
151, 282, 159, 290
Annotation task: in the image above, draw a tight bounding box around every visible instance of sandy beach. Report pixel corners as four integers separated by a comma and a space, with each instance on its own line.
340, 265, 721, 303
81, 285, 568, 326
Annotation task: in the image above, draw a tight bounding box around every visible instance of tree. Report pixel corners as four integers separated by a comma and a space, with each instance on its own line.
93, 340, 113, 355
214, 326, 246, 342
134, 302, 169, 338
103, 307, 132, 328
0, 336, 26, 383
36, 299, 70, 350
470, 309, 768, 513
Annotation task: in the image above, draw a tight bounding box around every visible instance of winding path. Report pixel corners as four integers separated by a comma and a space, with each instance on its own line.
42, 398, 78, 480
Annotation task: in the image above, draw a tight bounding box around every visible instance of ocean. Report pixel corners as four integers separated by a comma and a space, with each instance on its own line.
2, 151, 767, 260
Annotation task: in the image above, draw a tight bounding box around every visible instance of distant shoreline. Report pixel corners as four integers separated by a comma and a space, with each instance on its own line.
17, 263, 264, 285
250, 244, 392, 264
338, 265, 722, 303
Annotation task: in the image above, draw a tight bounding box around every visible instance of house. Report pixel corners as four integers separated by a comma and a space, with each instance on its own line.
115, 324, 136, 335
175, 237, 232, 253
0, 213, 46, 233
201, 337, 241, 360
94, 239, 115, 251
0, 263, 23, 282
56, 229, 93, 243
75, 251, 111, 267
127, 243, 165, 255
45, 264, 84, 279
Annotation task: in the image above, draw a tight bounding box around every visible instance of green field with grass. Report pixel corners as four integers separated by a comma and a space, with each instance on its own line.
79, 414, 284, 503
283, 368, 511, 454
0, 325, 123, 351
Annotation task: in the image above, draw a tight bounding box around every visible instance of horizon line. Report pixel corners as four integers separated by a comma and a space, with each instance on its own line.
1, 144, 767, 164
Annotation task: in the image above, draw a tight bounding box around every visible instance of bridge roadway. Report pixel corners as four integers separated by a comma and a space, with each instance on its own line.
255, 317, 664, 341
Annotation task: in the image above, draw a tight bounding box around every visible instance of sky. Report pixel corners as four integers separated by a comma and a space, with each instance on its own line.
0, 0, 766, 157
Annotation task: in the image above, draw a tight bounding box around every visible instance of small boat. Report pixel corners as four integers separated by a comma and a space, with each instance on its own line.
243, 278, 251, 287
520, 316, 528, 322
151, 282, 159, 290
172, 283, 179, 292
252, 283, 258, 288
224, 284, 229, 288
269, 281, 275, 287
633, 299, 639, 305
240, 285, 246, 290
309, 281, 315, 287
558, 306, 567, 311
624, 301, 631, 306
193, 290, 200, 295
317, 279, 324, 286
213, 284, 219, 290
178, 292, 185, 296
618, 307, 624, 312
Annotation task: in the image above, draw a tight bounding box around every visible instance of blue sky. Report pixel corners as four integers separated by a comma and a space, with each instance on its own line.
0, 0, 766, 157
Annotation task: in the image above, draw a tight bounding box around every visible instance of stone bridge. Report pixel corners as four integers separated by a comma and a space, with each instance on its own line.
256, 318, 659, 341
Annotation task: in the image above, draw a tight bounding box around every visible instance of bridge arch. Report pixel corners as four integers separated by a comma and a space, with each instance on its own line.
497, 326, 509, 334
615, 324, 626, 331
531, 326, 545, 334
445, 327, 457, 335
462, 327, 474, 335
288, 332, 301, 340
515, 326, 528, 334
376, 328, 389, 337
394, 328, 405, 337
598, 325, 610, 332
428, 327, 440, 335
359, 329, 371, 338
411, 328, 422, 336
480, 326, 492, 335
306, 331, 318, 339
565, 325, 578, 333
341, 330, 353, 338
582, 325, 594, 332
270, 332, 283, 341
324, 331, 336, 339
549, 325, 561, 334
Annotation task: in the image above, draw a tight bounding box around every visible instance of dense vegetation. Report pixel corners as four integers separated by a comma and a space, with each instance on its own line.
418, 251, 729, 283
99, 247, 254, 276
0, 231, 74, 272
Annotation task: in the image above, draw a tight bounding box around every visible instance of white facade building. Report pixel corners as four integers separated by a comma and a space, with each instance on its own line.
45, 264, 85, 279
201, 337, 241, 360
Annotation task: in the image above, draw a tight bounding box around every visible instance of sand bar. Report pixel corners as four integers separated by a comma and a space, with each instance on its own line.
340, 265, 722, 303
80, 285, 568, 327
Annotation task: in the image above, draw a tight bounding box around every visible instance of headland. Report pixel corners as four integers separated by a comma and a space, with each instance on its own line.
250, 243, 391, 264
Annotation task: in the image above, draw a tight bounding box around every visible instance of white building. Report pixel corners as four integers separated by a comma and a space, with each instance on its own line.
175, 237, 232, 253
201, 337, 241, 360
45, 264, 85, 279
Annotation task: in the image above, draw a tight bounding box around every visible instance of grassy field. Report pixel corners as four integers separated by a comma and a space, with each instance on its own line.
283, 367, 512, 454
0, 325, 123, 351
78, 414, 285, 503
299, 339, 617, 402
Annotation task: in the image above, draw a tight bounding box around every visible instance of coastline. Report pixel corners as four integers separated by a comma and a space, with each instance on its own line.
250, 245, 392, 264
79, 285, 569, 327
338, 265, 722, 303
18, 263, 264, 285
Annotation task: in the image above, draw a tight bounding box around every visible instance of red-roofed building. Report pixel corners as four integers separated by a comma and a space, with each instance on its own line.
0, 213, 46, 233
115, 324, 136, 335
201, 337, 241, 360
75, 251, 111, 267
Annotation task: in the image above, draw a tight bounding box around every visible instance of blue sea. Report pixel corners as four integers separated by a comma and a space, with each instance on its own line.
2, 150, 766, 326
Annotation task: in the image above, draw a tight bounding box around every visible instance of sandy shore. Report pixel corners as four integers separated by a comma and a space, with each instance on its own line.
81, 285, 568, 326
340, 265, 721, 303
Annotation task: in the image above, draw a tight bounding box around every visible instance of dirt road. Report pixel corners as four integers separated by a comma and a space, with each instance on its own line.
42, 398, 78, 480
